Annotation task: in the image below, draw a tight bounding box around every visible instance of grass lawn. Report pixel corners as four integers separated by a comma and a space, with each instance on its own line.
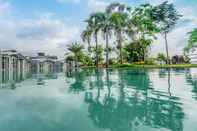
81, 64, 197, 69
109, 64, 197, 69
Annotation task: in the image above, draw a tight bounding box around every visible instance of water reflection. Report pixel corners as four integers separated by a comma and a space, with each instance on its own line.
158, 68, 184, 96
161, 69, 172, 96
185, 68, 197, 100
68, 70, 87, 93
66, 69, 185, 131
2, 68, 197, 131
0, 72, 59, 89
0, 71, 30, 89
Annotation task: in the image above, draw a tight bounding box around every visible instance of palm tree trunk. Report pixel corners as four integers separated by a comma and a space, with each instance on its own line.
164, 32, 170, 64
167, 69, 172, 96
105, 32, 109, 68
106, 69, 111, 98
119, 47, 122, 64
95, 33, 99, 68
118, 31, 123, 64
88, 39, 91, 52
96, 69, 100, 102
75, 56, 77, 70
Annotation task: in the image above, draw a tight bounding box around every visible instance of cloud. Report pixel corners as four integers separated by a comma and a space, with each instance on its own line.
0, 0, 11, 16
145, 0, 176, 5
178, 5, 197, 24
0, 15, 80, 58
0, 0, 81, 58
55, 0, 80, 4
87, 0, 109, 12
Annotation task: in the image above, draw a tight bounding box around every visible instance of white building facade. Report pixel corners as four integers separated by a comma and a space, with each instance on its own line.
31, 53, 63, 74
0, 50, 32, 85
189, 47, 197, 64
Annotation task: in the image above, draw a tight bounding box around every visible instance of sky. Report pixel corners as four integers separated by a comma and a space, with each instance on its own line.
0, 0, 197, 58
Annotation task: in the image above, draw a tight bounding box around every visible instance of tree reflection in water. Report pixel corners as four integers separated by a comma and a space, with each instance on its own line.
159, 68, 186, 97
67, 69, 185, 131
67, 70, 87, 93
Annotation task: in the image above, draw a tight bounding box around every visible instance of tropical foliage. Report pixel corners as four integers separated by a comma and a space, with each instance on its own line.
66, 42, 84, 67
185, 29, 197, 52
152, 1, 181, 64
66, 1, 182, 68
157, 53, 167, 64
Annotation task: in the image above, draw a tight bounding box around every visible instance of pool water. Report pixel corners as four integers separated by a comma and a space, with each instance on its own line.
0, 68, 197, 131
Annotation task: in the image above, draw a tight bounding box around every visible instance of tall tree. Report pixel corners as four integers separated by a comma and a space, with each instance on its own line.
126, 4, 159, 61
127, 4, 157, 41
187, 29, 197, 50
99, 13, 112, 68
152, 1, 181, 64
106, 2, 131, 14
109, 12, 127, 64
184, 29, 197, 60
106, 3, 130, 64
86, 12, 105, 67
91, 45, 104, 64
81, 27, 92, 52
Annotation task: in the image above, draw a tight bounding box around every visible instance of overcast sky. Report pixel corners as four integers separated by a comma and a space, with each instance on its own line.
0, 0, 197, 58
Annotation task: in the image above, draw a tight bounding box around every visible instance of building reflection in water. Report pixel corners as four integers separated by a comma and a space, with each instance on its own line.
32, 73, 58, 86
66, 69, 185, 131
0, 71, 59, 89
185, 68, 197, 100
0, 50, 32, 89
0, 50, 62, 89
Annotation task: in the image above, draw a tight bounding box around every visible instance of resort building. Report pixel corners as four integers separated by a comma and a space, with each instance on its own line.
0, 50, 63, 89
171, 55, 185, 64
31, 53, 63, 74
0, 50, 32, 84
189, 46, 197, 64
0, 50, 63, 86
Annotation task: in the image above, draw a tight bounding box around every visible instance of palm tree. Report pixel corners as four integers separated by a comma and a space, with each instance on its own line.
106, 2, 131, 14
187, 29, 197, 50
99, 13, 112, 68
106, 2, 129, 64
67, 42, 84, 68
157, 53, 167, 64
125, 4, 159, 62
110, 12, 127, 64
152, 1, 181, 64
184, 29, 197, 60
81, 27, 92, 52
86, 12, 105, 68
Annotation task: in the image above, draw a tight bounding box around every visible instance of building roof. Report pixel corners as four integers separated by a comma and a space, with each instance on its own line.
30, 53, 58, 63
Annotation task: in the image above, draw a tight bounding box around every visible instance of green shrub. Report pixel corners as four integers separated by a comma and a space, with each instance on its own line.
109, 58, 117, 65
145, 58, 156, 65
